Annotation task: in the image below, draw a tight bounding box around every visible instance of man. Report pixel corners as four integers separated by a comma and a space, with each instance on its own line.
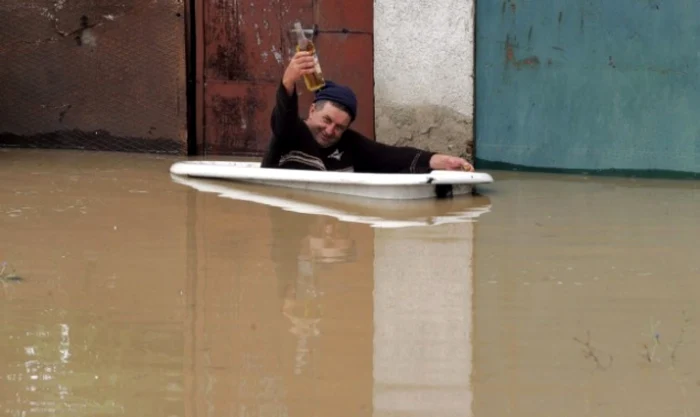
261, 50, 474, 173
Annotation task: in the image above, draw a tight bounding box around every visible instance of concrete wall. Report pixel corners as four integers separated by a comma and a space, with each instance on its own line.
373, 0, 476, 160
475, 0, 700, 177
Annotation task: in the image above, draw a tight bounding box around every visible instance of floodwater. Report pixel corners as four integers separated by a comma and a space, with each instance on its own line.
1, 148, 699, 416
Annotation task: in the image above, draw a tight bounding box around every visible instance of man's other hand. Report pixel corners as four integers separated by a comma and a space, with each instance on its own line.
429, 154, 474, 172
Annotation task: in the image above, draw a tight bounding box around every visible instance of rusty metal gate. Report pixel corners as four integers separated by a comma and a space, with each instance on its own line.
0, 0, 188, 154
196, 0, 374, 156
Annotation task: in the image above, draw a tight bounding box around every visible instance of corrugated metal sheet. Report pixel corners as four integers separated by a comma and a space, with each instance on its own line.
0, 0, 187, 154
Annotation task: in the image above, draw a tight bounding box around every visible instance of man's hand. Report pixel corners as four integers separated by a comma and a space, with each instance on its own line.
282, 51, 316, 95
429, 154, 474, 172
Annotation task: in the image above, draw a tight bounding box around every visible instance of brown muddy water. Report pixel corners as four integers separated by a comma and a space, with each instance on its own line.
1, 148, 699, 416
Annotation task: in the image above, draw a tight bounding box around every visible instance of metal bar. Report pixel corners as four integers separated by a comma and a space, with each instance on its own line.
293, 26, 373, 36
194, 0, 205, 155
317, 29, 373, 35
185, 0, 197, 155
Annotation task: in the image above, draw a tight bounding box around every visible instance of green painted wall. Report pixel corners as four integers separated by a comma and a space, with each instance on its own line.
475, 0, 700, 178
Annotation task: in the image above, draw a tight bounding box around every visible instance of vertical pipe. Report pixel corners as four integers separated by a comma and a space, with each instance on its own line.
472, 0, 480, 168
185, 0, 198, 155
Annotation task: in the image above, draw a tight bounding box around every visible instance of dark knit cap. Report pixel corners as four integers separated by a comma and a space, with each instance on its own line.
313, 81, 358, 121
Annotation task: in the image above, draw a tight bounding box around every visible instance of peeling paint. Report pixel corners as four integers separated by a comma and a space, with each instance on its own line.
254, 23, 261, 45
271, 45, 283, 64
79, 28, 97, 47
39, 7, 56, 20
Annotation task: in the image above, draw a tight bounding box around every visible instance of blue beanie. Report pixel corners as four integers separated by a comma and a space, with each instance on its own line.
314, 81, 358, 121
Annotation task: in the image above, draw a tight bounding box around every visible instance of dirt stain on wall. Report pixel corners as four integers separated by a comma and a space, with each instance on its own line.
375, 104, 475, 161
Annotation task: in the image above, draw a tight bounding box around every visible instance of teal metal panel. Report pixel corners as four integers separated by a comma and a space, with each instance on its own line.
475, 0, 700, 176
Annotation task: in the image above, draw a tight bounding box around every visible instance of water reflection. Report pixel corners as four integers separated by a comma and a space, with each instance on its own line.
372, 224, 475, 417
271, 212, 359, 376
185, 195, 379, 415
1, 314, 124, 416
1, 150, 189, 417
1, 310, 185, 416
171, 174, 492, 229
180, 174, 489, 416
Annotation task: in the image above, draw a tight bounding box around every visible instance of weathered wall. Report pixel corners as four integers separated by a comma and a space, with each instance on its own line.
373, 0, 475, 159
475, 0, 700, 176
0, 0, 187, 154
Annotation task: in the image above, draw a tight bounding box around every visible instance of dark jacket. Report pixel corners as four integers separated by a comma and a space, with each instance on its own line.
261, 82, 435, 173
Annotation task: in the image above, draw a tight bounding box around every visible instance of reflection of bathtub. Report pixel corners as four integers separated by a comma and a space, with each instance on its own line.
170, 175, 492, 229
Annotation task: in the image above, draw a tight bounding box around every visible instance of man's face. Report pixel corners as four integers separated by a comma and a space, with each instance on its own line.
306, 101, 351, 148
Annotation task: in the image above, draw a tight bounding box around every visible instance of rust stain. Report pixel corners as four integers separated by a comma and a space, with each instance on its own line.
206, 0, 252, 81
505, 35, 540, 70
518, 57, 540, 68
210, 89, 265, 152
505, 36, 515, 63
208, 36, 251, 80
502, 0, 516, 14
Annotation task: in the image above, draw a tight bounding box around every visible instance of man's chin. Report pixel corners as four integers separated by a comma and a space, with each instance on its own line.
316, 136, 336, 148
